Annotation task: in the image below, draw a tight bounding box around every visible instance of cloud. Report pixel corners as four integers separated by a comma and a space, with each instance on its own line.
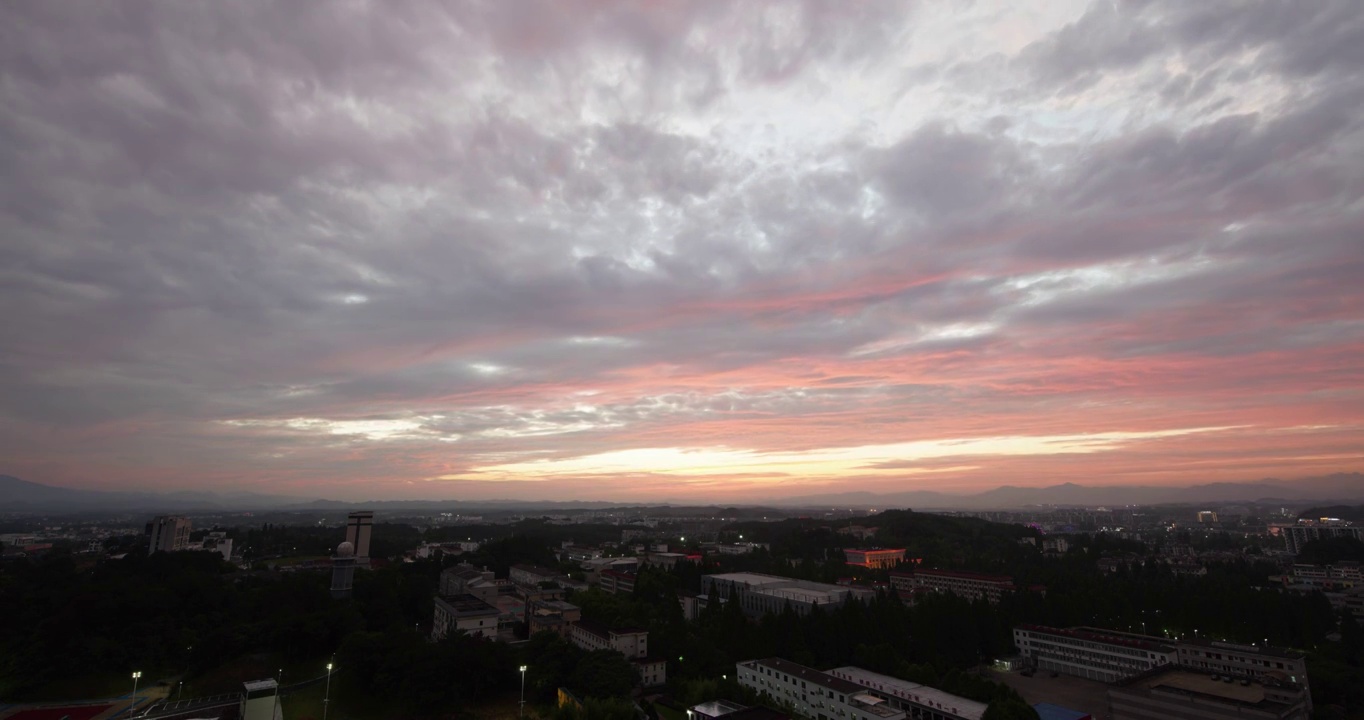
1, 1, 1361, 500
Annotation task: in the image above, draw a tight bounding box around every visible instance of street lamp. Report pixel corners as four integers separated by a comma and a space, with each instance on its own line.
131, 671, 142, 709
323, 662, 334, 720
518, 665, 528, 718
178, 681, 184, 700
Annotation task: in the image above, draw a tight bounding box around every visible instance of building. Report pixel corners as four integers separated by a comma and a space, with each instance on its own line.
199, 531, 233, 561
1042, 537, 1070, 554
1013, 625, 1177, 682
528, 599, 581, 637
239, 679, 282, 720
845, 548, 906, 569
440, 564, 500, 604
1197, 511, 1219, 524
600, 569, 637, 595
1282, 524, 1364, 554
344, 511, 373, 563
1108, 666, 1309, 720
560, 544, 602, 563
147, 516, 192, 554
736, 657, 905, 720
1174, 639, 1310, 711
331, 541, 357, 599
432, 594, 501, 640
702, 572, 875, 618
568, 620, 666, 687
1276, 562, 1362, 591
891, 569, 1017, 604
827, 666, 986, 720
509, 563, 561, 588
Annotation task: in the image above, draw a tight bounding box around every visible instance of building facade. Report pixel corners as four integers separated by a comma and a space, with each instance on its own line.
826, 666, 986, 720
568, 620, 665, 687
147, 515, 192, 554
1013, 625, 1177, 683
702, 572, 875, 618
432, 594, 501, 640
1174, 639, 1310, 712
845, 548, 906, 569
737, 658, 906, 720
1282, 524, 1364, 554
892, 569, 1017, 604
344, 511, 373, 562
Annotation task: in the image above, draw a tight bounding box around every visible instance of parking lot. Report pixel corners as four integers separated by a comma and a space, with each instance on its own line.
988, 669, 1114, 720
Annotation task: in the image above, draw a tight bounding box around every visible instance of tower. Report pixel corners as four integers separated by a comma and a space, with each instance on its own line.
147, 516, 192, 555
331, 541, 356, 599
344, 510, 373, 564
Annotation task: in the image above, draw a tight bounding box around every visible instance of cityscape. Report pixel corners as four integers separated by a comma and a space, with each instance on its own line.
3, 1, 1363, 720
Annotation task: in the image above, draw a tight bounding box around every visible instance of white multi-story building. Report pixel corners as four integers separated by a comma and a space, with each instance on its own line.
432, 594, 500, 640
440, 564, 499, 604
737, 658, 905, 720
147, 515, 191, 555
826, 667, 986, 720
568, 620, 666, 687
702, 572, 875, 618
1175, 639, 1310, 712
1282, 524, 1364, 554
1013, 625, 1177, 682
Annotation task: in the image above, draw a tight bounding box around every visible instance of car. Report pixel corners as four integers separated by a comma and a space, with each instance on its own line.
1049, 672, 1059, 678
1020, 670, 1035, 677
1222, 676, 1234, 683
1239, 679, 1252, 686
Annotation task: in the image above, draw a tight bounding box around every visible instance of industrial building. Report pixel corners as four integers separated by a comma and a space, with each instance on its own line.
702, 572, 875, 618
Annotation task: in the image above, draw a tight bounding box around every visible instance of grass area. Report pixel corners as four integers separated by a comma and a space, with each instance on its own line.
181, 653, 333, 698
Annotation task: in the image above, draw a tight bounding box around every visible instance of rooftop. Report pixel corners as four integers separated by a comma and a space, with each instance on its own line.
1177, 637, 1305, 661
1130, 669, 1274, 706
1018, 625, 1176, 653
741, 657, 865, 695
828, 666, 986, 720
911, 568, 1015, 584
435, 593, 500, 617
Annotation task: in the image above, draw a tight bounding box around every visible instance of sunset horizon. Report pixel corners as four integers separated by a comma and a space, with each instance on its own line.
3, 2, 1362, 503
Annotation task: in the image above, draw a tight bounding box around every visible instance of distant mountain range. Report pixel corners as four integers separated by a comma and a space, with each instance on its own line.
773, 473, 1364, 509
2, 472, 1362, 515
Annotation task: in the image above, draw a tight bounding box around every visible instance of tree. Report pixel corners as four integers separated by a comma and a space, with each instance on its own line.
569, 650, 637, 700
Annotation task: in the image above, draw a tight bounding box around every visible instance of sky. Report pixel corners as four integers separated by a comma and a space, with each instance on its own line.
2, 1, 1362, 503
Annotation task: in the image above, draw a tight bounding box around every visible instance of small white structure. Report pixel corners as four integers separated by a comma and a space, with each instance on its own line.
240, 678, 282, 720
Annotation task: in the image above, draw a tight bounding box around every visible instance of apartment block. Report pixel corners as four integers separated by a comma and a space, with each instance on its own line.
147, 515, 192, 555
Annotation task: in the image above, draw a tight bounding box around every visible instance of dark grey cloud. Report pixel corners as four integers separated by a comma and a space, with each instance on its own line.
1, 1, 1361, 496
